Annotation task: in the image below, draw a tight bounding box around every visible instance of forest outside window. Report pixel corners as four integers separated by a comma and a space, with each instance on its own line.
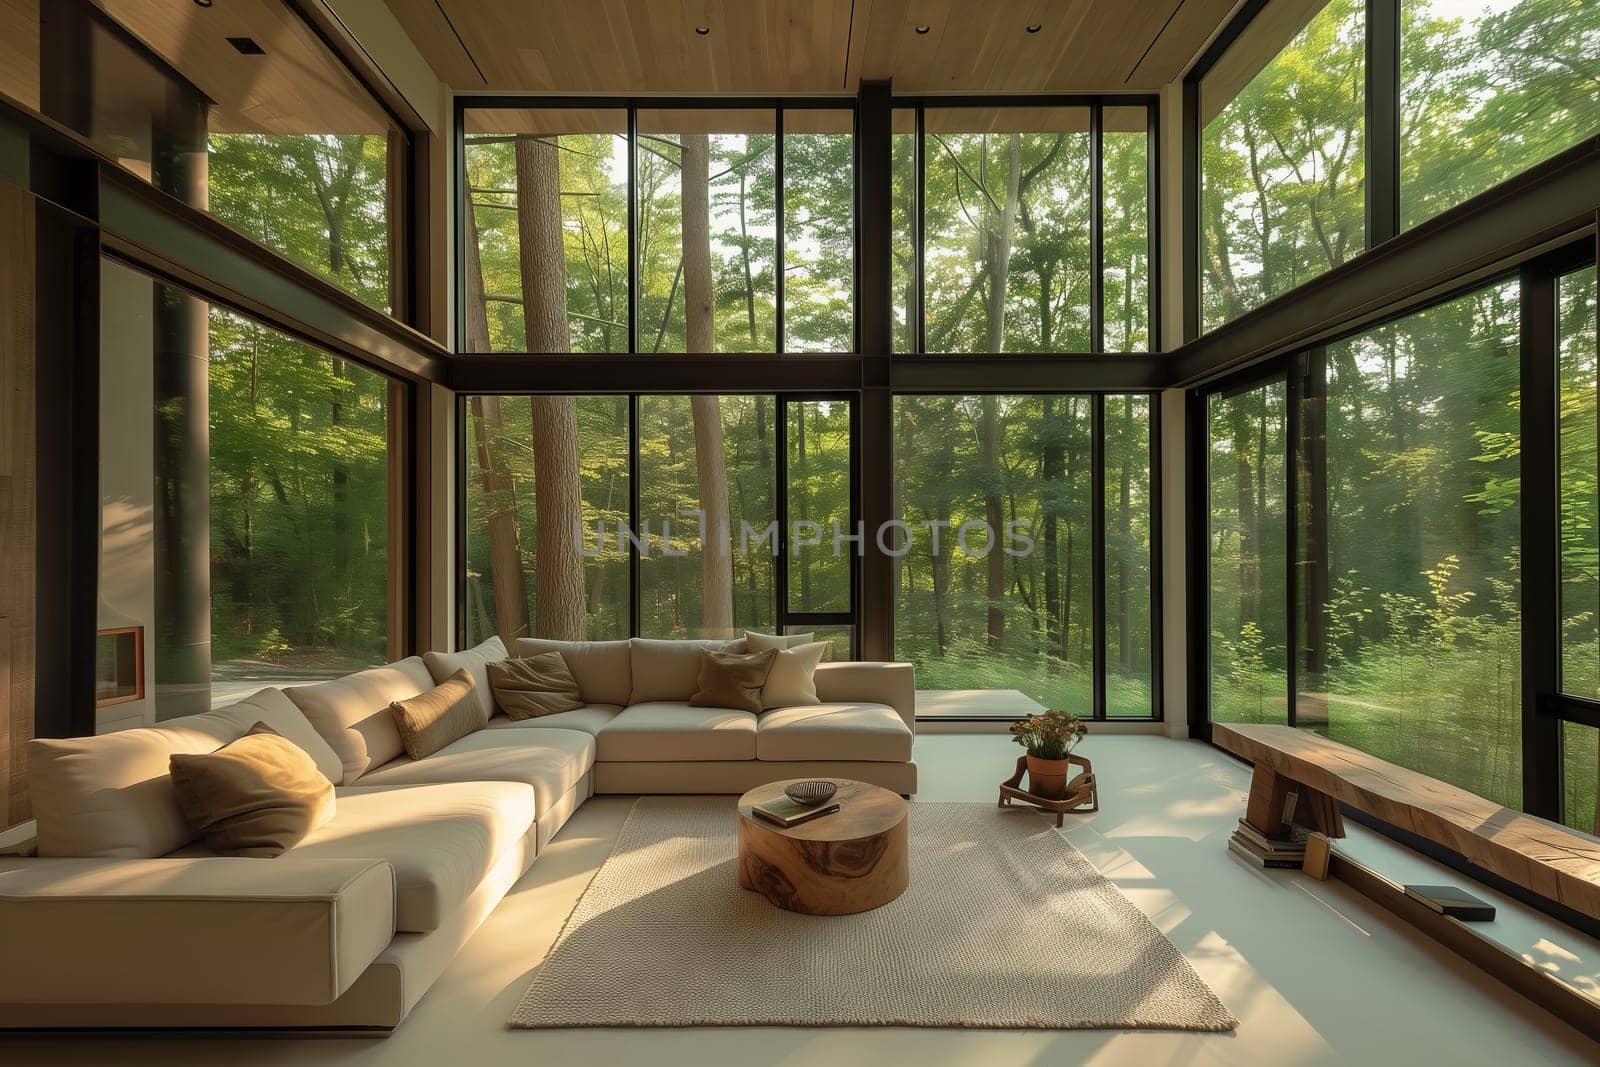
32, 0, 403, 314
1400, 0, 1600, 231
894, 394, 1156, 719
1200, 0, 1365, 332
99, 261, 395, 722
1557, 264, 1598, 832
463, 108, 630, 353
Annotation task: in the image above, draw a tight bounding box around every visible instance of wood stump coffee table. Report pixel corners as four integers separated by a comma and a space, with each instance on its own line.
736, 779, 909, 915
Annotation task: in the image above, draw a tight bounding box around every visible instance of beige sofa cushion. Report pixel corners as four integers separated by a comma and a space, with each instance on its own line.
596, 702, 758, 762
760, 641, 827, 708
487, 652, 584, 719
628, 638, 739, 704
286, 657, 435, 783
756, 703, 914, 763
389, 668, 486, 760
813, 661, 917, 729
264, 781, 536, 934
0, 855, 395, 1007
422, 636, 508, 721
516, 638, 632, 707
169, 723, 337, 857
484, 704, 622, 736
29, 689, 342, 859
356, 727, 594, 819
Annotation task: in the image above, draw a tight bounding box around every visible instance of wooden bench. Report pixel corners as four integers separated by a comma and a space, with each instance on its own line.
1213, 722, 1600, 921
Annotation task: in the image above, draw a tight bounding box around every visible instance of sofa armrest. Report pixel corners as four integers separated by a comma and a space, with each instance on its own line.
813, 661, 916, 731
0, 856, 395, 1007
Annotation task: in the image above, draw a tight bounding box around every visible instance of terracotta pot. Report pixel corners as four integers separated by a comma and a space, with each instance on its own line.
1026, 754, 1070, 799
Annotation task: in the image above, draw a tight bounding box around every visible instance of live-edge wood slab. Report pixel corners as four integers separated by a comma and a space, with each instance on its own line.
1214, 723, 1600, 920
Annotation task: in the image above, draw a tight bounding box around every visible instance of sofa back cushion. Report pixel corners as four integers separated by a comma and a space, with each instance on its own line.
285, 657, 435, 783
628, 638, 742, 704
422, 636, 507, 721
516, 638, 632, 706
29, 688, 341, 859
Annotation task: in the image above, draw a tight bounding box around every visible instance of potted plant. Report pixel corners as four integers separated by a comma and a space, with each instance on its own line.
1010, 710, 1087, 799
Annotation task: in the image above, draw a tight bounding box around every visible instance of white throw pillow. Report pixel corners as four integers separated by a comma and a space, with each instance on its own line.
423, 636, 507, 721
744, 630, 816, 653
760, 641, 827, 709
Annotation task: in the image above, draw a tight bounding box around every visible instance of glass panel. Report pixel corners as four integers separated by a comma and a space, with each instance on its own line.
639, 395, 777, 639
1102, 107, 1150, 352
923, 107, 1092, 353
1208, 381, 1289, 724
895, 396, 1095, 714
1401, 0, 1600, 230
1563, 721, 1600, 835
637, 109, 776, 353
1306, 281, 1521, 808
61, 1, 404, 311
462, 108, 628, 353
787, 399, 852, 615
463, 396, 630, 644
786, 624, 853, 663
1200, 0, 1365, 330
782, 109, 854, 351
99, 260, 394, 720
892, 108, 916, 353
1560, 266, 1600, 697
1105, 395, 1154, 717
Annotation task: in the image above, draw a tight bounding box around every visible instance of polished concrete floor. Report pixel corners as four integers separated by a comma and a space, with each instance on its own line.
8, 733, 1599, 1065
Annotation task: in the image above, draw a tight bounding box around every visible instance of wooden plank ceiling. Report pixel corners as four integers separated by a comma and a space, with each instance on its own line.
387, 0, 1241, 94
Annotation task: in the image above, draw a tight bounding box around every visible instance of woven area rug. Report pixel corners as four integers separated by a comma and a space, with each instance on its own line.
510, 798, 1236, 1031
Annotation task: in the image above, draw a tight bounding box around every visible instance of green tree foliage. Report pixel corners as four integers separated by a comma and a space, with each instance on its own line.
202, 133, 395, 676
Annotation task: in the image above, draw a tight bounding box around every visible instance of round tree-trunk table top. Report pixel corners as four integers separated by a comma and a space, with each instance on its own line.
736, 779, 909, 915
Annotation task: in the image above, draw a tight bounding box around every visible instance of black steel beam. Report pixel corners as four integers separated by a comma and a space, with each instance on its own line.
1366, 0, 1401, 244
451, 354, 865, 394
1520, 263, 1562, 820
890, 354, 1170, 393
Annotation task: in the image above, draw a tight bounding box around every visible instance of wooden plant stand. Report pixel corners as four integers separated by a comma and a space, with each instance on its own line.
998, 754, 1098, 826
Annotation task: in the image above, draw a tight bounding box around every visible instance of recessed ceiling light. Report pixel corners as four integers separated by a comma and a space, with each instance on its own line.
695, 25, 710, 36
1026, 24, 1042, 34
914, 24, 930, 35
227, 36, 265, 55
193, 0, 214, 7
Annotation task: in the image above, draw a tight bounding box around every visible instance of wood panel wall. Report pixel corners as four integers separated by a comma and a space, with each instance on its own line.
0, 179, 37, 827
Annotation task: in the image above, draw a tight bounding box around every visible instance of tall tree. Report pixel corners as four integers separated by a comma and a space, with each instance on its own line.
681, 133, 734, 634
517, 133, 587, 639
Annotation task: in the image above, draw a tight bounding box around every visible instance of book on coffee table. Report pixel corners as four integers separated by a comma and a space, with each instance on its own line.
1403, 884, 1496, 921
751, 797, 841, 828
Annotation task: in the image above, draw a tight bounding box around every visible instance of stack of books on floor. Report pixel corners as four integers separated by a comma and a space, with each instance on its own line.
1228, 819, 1309, 868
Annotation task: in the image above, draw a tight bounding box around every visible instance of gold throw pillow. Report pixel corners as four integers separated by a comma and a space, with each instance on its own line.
689, 648, 778, 714
168, 723, 335, 857
487, 652, 584, 719
389, 668, 485, 759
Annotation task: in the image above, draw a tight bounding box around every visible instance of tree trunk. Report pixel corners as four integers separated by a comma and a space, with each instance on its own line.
465, 195, 531, 641
980, 395, 1005, 650
984, 133, 1023, 354
680, 133, 734, 633
517, 134, 586, 639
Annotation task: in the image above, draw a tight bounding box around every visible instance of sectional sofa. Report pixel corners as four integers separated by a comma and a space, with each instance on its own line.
0, 637, 915, 1031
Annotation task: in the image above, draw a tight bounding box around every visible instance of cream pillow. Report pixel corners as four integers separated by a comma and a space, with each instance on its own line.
744, 630, 816, 653
760, 641, 827, 709
423, 636, 508, 722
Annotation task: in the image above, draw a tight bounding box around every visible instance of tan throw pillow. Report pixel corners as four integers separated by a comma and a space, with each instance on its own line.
168, 723, 336, 858
689, 649, 778, 714
389, 668, 485, 759
760, 641, 827, 709
487, 653, 584, 720
744, 630, 816, 653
